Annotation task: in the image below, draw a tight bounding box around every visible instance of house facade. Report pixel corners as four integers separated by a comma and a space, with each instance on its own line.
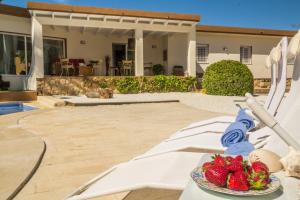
0, 2, 296, 90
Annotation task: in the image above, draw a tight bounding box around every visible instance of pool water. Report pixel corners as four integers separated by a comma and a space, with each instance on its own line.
0, 103, 37, 115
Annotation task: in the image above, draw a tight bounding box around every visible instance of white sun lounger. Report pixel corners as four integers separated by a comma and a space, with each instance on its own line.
66, 32, 300, 200
65, 152, 203, 200
169, 38, 287, 139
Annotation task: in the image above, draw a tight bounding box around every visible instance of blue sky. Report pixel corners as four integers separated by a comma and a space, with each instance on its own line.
3, 0, 300, 30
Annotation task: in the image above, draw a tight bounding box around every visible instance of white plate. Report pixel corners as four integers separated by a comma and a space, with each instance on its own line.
191, 154, 281, 196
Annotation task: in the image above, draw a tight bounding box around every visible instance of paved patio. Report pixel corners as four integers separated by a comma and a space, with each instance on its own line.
12, 102, 221, 200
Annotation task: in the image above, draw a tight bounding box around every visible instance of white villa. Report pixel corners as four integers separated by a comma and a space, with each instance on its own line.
0, 2, 296, 90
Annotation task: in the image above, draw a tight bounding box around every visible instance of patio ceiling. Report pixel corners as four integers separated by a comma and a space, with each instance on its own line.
30, 10, 197, 34
45, 25, 175, 37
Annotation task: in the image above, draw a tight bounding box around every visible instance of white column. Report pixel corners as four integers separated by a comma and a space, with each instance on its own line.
30, 17, 44, 78
135, 29, 144, 76
187, 30, 196, 77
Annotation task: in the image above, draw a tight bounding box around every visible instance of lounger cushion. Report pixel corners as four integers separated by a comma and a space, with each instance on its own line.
270, 45, 281, 63
287, 31, 300, 59
265, 55, 272, 68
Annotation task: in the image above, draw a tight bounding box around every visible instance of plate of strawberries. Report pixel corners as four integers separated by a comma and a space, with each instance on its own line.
191, 154, 281, 196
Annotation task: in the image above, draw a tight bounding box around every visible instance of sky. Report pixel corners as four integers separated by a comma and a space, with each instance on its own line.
3, 0, 300, 30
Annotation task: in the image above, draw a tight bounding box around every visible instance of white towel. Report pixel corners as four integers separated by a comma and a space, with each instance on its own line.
287, 30, 300, 59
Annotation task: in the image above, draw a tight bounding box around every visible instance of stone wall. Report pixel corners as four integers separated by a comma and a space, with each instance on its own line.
254, 78, 291, 93
37, 76, 121, 96
37, 76, 292, 96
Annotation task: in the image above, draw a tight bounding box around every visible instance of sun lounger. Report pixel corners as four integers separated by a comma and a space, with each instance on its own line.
65, 152, 203, 200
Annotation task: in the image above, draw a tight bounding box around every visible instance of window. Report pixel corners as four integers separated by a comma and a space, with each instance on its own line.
0, 32, 66, 75
197, 44, 209, 63
43, 38, 65, 75
0, 34, 27, 75
240, 46, 252, 64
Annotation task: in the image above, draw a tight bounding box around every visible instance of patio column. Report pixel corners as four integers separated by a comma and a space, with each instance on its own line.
30, 17, 44, 78
187, 30, 196, 77
135, 29, 144, 76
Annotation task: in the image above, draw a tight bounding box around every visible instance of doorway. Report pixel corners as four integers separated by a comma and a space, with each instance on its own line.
112, 43, 127, 68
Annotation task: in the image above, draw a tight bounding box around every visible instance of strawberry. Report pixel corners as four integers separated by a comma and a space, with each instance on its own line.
234, 155, 243, 163
249, 161, 270, 190
249, 172, 269, 190
251, 161, 269, 175
213, 155, 227, 167
205, 165, 229, 187
226, 160, 243, 172
227, 170, 250, 191
225, 156, 234, 164
202, 161, 214, 172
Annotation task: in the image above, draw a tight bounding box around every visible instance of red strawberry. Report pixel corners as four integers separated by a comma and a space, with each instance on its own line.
202, 161, 214, 172
213, 155, 227, 167
226, 160, 243, 172
234, 155, 243, 163
251, 161, 269, 175
249, 172, 269, 190
205, 165, 229, 187
249, 161, 270, 190
225, 156, 234, 164
227, 170, 250, 191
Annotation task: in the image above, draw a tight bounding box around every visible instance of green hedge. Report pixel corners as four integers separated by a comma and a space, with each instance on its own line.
202, 60, 254, 96
83, 76, 196, 94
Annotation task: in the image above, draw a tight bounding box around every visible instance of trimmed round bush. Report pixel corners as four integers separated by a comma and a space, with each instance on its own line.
202, 60, 254, 96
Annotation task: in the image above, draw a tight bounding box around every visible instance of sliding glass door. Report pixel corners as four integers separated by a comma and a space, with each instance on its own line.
43, 38, 65, 75
0, 32, 65, 76
0, 34, 26, 75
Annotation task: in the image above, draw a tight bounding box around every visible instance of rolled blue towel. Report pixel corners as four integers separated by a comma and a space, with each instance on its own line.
225, 141, 255, 156
221, 122, 247, 147
235, 109, 255, 130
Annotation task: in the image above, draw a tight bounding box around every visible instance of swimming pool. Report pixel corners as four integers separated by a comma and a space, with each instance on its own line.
0, 103, 37, 115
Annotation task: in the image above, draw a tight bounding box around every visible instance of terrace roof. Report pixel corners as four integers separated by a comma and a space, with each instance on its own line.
27, 2, 200, 22
197, 25, 297, 37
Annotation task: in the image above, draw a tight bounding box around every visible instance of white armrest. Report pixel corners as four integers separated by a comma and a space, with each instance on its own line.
246, 98, 300, 151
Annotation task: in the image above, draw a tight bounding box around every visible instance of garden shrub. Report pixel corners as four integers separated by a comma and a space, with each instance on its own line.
116, 77, 140, 94
152, 64, 165, 75
116, 76, 196, 94
202, 60, 254, 96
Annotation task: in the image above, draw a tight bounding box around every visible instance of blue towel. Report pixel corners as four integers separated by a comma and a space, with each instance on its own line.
225, 141, 255, 156
221, 122, 247, 147
235, 109, 255, 130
